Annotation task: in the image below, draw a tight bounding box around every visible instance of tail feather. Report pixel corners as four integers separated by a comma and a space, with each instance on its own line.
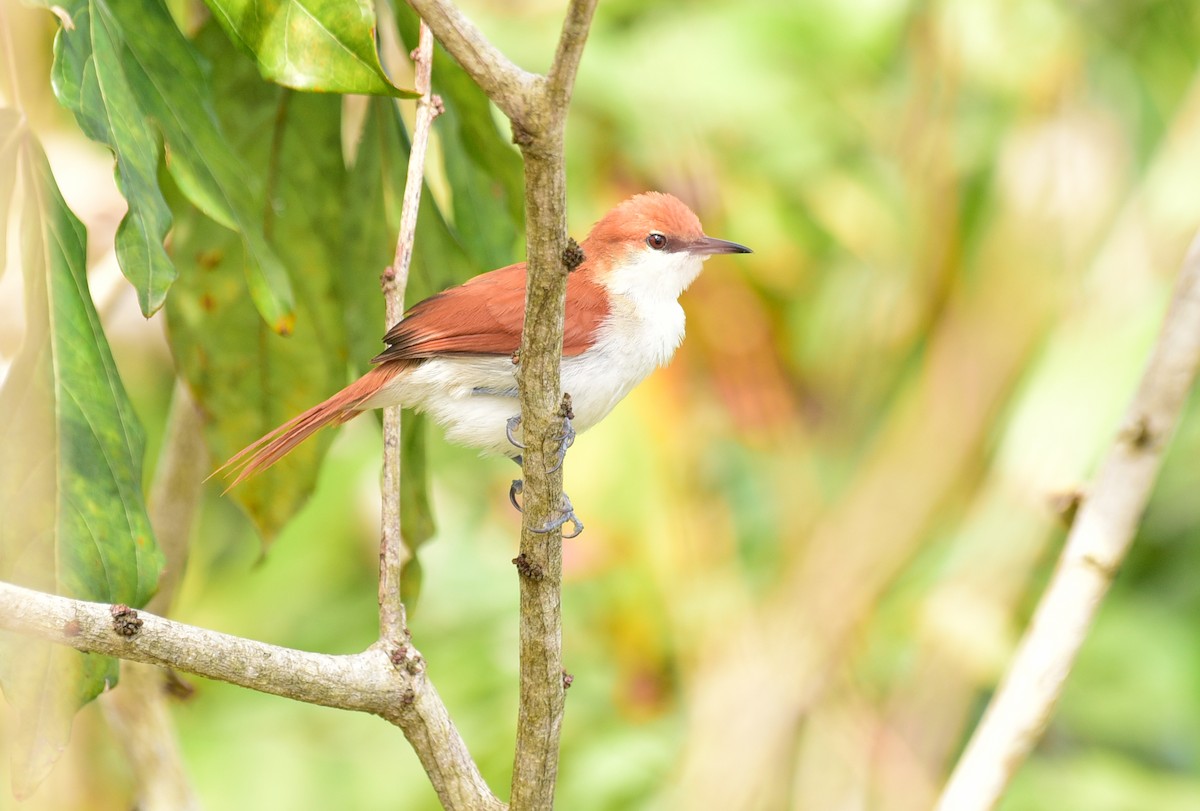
212, 364, 406, 489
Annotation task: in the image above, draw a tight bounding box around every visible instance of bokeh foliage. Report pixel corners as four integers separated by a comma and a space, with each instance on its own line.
3, 0, 1200, 809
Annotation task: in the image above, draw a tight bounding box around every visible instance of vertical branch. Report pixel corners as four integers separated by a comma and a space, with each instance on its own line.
509, 148, 570, 808
936, 233, 1200, 811
509, 3, 599, 807
380, 20, 439, 643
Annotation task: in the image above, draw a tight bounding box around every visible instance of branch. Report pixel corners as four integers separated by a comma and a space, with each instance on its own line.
507, 2, 598, 807
0, 580, 504, 811
936, 232, 1200, 811
380, 20, 440, 644
545, 0, 598, 113
403, 0, 537, 125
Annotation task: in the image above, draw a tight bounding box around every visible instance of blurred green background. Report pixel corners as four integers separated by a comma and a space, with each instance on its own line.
3, 0, 1200, 809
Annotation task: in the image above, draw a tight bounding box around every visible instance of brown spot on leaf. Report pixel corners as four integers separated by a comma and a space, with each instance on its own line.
274, 313, 296, 337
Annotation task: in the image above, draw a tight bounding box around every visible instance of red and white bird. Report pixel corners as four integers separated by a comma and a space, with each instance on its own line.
219, 192, 751, 486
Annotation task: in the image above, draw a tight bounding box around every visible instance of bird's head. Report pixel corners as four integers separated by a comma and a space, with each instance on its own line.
581, 192, 751, 302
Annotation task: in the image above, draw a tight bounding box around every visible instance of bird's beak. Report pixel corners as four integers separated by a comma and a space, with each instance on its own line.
691, 236, 753, 255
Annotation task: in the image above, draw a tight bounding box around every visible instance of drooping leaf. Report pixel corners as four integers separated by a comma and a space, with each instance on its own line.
49, 6, 175, 316
205, 0, 417, 97
0, 127, 162, 798
46, 0, 295, 329
165, 24, 347, 540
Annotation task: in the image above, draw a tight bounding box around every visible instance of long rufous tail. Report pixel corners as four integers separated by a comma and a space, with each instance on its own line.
213, 364, 406, 489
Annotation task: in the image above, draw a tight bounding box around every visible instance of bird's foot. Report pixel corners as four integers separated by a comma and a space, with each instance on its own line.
533, 492, 584, 539
507, 482, 584, 539
507, 396, 574, 472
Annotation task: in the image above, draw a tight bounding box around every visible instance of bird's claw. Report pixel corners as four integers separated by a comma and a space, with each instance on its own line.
547, 415, 576, 474
507, 484, 584, 538
506, 411, 573, 472
506, 414, 525, 450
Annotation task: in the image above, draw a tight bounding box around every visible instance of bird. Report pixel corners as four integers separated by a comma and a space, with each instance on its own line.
216, 192, 752, 516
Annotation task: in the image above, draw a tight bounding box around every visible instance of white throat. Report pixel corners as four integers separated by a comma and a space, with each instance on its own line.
601, 248, 707, 304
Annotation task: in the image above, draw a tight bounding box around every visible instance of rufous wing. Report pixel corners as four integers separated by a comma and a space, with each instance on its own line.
372, 262, 610, 363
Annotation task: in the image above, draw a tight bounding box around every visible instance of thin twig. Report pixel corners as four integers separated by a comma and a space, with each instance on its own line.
936, 232, 1200, 811
380, 20, 440, 644
0, 580, 505, 811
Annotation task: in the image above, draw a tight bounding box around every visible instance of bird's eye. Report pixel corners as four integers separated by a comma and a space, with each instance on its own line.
646, 232, 668, 250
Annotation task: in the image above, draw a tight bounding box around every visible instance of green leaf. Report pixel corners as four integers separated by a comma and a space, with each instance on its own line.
50, 6, 175, 316
47, 0, 296, 330
205, 0, 418, 97
165, 24, 348, 539
0, 128, 163, 798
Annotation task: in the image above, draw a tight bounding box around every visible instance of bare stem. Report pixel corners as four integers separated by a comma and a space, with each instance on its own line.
506, 3, 598, 808
380, 20, 440, 644
936, 233, 1200, 811
0, 581, 504, 810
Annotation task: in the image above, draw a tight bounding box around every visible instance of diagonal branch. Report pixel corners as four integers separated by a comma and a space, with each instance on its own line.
936, 231, 1200, 811
0, 580, 505, 810
403, 0, 537, 125
545, 0, 598, 112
